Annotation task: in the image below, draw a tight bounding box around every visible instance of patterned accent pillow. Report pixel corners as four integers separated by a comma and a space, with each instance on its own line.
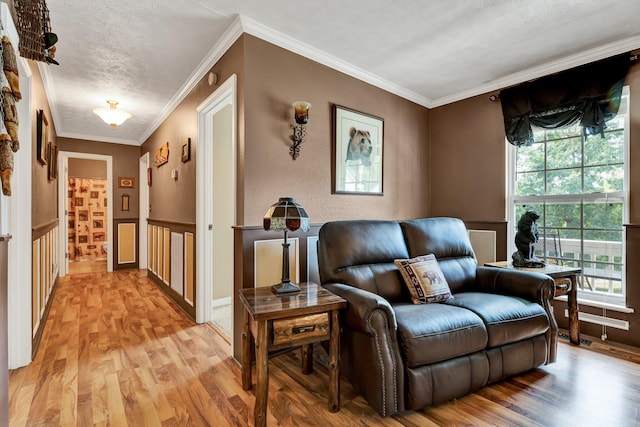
394, 254, 453, 304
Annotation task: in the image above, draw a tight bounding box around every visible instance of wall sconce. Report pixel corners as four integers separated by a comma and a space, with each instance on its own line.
290, 101, 311, 160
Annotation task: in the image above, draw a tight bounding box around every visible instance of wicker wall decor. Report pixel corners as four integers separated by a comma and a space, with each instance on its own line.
14, 0, 51, 62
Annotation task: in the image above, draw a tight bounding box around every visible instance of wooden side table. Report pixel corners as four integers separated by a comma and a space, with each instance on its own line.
239, 282, 346, 427
485, 261, 582, 345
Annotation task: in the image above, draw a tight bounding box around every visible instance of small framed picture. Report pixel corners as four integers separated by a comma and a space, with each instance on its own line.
181, 137, 191, 162
121, 194, 130, 211
36, 110, 48, 165
118, 177, 135, 188
147, 167, 152, 186
333, 105, 384, 195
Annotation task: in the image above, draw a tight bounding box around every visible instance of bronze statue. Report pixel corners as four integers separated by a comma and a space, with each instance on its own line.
512, 211, 545, 267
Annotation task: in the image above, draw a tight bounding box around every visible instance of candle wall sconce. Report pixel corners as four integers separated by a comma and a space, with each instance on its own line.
290, 101, 311, 160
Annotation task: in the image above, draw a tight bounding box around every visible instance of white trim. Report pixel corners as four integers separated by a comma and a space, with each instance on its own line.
196, 74, 237, 326
138, 153, 149, 269
184, 231, 194, 306
56, 131, 138, 146
7, 26, 33, 369
564, 308, 629, 330
58, 152, 114, 276
555, 295, 634, 314
138, 17, 244, 145
211, 297, 231, 309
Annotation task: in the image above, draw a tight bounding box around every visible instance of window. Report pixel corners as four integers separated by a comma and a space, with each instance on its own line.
509, 87, 629, 305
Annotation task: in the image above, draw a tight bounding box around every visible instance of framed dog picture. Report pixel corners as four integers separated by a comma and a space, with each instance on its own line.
332, 105, 384, 195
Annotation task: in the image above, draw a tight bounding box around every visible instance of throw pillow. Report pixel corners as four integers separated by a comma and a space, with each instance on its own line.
394, 254, 453, 304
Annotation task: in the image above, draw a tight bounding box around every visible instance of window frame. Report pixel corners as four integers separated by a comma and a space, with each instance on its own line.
507, 86, 630, 307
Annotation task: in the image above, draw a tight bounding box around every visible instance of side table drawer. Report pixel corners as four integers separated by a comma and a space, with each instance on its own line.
272, 313, 329, 346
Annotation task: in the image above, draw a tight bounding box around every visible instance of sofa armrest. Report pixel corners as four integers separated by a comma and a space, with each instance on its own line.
322, 282, 397, 334
476, 266, 555, 304
322, 282, 404, 416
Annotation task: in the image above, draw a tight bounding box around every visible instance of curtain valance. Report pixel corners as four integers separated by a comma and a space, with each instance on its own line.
500, 53, 630, 146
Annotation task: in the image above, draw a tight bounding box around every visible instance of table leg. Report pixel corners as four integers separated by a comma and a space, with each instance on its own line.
301, 344, 313, 375
241, 307, 252, 390
568, 273, 580, 345
328, 309, 340, 412
254, 320, 268, 427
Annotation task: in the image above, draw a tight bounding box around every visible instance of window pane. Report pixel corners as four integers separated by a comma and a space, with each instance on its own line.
541, 126, 580, 141
585, 130, 624, 166
546, 169, 582, 195
545, 203, 581, 239
583, 202, 623, 231
516, 143, 544, 172
584, 165, 624, 193
547, 137, 581, 169
516, 172, 544, 195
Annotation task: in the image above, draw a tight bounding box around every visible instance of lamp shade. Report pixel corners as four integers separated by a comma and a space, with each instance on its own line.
93, 100, 132, 129
263, 197, 310, 232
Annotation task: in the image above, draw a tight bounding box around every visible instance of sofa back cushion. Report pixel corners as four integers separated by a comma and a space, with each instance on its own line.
400, 218, 477, 294
318, 220, 410, 302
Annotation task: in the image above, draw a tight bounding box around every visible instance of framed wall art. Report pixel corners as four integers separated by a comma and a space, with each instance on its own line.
181, 137, 191, 162
332, 105, 384, 195
155, 141, 169, 167
121, 194, 130, 211
118, 177, 135, 188
36, 109, 48, 165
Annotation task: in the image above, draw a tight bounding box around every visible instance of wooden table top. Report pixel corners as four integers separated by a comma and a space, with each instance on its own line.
239, 282, 347, 321
485, 261, 582, 277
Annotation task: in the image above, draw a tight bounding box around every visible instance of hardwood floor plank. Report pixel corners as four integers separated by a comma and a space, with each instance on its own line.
9, 269, 640, 426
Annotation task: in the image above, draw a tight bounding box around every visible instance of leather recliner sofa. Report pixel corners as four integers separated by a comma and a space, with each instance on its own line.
317, 217, 557, 417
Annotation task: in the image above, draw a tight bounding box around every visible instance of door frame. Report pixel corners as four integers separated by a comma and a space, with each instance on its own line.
195, 74, 237, 333
139, 152, 149, 270
57, 152, 113, 276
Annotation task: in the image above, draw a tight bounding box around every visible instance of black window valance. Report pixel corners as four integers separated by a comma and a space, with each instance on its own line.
500, 53, 630, 146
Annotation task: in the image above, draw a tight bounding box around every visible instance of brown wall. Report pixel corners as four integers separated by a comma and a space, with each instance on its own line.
57, 138, 140, 220
242, 36, 430, 225
429, 62, 640, 347
31, 62, 58, 227
68, 158, 107, 179
140, 36, 245, 225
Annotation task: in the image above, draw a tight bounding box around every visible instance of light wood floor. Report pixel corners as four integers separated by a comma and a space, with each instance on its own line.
68, 259, 107, 275
9, 270, 640, 426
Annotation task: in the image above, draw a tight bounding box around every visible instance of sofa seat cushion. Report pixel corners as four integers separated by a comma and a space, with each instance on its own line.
445, 292, 549, 348
394, 303, 487, 367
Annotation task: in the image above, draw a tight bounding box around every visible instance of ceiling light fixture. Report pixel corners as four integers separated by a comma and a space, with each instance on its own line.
93, 100, 132, 129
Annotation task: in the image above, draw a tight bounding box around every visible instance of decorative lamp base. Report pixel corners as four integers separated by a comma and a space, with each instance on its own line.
271, 282, 301, 295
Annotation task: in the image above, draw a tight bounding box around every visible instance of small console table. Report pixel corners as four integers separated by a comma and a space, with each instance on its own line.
485, 261, 582, 345
239, 282, 346, 427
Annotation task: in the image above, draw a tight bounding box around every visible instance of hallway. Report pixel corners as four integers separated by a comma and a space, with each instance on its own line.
8, 270, 247, 426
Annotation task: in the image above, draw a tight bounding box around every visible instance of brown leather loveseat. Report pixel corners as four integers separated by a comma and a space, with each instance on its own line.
317, 217, 557, 417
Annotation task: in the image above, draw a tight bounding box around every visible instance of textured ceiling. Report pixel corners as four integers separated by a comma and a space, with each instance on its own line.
41, 0, 640, 146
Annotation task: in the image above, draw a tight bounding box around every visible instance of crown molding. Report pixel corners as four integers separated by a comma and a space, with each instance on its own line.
430, 34, 640, 108
239, 16, 433, 108
136, 15, 244, 145
57, 130, 139, 146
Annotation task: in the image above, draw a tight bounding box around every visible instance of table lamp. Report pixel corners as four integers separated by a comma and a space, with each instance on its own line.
263, 197, 310, 294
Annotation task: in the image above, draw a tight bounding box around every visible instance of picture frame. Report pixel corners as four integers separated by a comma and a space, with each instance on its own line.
332, 105, 384, 195
118, 177, 135, 188
181, 137, 191, 162
155, 141, 169, 167
36, 109, 48, 165
121, 194, 130, 211
46, 142, 53, 181
147, 167, 152, 186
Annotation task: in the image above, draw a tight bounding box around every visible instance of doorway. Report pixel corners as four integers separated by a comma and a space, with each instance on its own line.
196, 75, 237, 348
66, 158, 108, 274
58, 152, 113, 277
